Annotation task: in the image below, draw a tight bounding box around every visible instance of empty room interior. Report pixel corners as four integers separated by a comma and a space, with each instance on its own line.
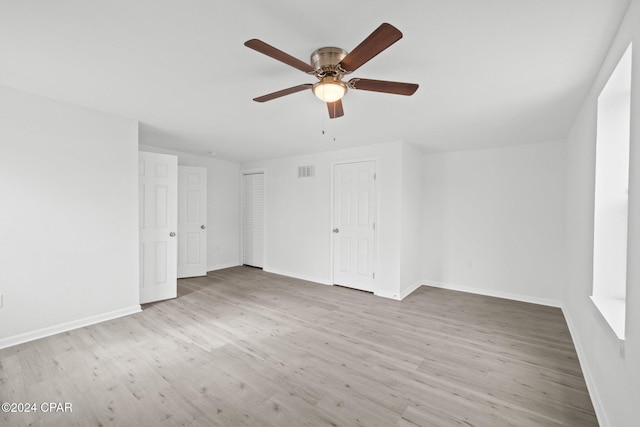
1, 1, 639, 426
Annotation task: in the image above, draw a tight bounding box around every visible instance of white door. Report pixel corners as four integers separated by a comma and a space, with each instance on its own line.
243, 172, 264, 268
139, 152, 178, 304
332, 161, 376, 291
178, 166, 207, 278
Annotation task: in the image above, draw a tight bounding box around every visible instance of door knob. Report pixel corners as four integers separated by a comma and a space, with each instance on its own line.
333, 228, 339, 233
169, 232, 176, 237
201, 225, 206, 230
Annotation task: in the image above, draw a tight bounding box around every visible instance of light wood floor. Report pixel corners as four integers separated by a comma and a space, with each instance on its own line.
1, 266, 597, 426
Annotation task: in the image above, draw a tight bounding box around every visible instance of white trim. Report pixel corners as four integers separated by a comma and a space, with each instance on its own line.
423, 280, 562, 308
0, 305, 142, 350
240, 167, 267, 175
374, 290, 402, 300
375, 281, 425, 301
263, 267, 332, 286
589, 295, 626, 341
562, 305, 609, 427
207, 262, 242, 272
330, 157, 380, 167
400, 280, 424, 300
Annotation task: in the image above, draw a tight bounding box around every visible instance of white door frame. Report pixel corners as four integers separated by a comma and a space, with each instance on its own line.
330, 158, 378, 292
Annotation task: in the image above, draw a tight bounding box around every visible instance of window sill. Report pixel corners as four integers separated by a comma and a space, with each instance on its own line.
590, 295, 626, 341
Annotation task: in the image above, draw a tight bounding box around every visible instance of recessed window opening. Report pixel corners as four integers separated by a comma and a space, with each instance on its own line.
592, 43, 632, 340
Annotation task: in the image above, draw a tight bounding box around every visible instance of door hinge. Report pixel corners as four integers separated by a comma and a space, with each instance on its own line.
372, 272, 375, 279
372, 223, 376, 230
374, 173, 377, 180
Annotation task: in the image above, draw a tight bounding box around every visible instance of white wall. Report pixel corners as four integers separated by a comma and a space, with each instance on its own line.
421, 141, 566, 306
564, 1, 640, 425
242, 141, 420, 299
399, 142, 424, 298
0, 85, 140, 347
138, 145, 241, 271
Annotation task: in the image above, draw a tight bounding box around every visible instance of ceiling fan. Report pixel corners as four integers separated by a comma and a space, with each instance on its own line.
244, 23, 419, 119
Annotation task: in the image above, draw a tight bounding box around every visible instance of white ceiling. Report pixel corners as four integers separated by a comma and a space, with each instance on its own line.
0, 0, 630, 162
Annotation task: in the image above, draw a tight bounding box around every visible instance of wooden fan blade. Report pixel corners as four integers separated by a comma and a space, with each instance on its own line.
337, 23, 403, 73
245, 39, 315, 73
348, 78, 418, 96
327, 99, 344, 119
253, 84, 313, 102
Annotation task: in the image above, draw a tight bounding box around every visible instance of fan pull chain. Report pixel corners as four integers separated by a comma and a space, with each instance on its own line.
320, 106, 336, 142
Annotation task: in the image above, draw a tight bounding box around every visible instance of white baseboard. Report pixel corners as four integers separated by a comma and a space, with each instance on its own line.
374, 290, 401, 300
263, 268, 332, 286
375, 281, 424, 301
562, 305, 609, 427
424, 280, 562, 308
207, 262, 241, 272
0, 305, 142, 350
400, 280, 424, 300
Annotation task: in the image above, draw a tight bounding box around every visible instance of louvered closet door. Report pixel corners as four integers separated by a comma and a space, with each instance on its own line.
243, 173, 264, 268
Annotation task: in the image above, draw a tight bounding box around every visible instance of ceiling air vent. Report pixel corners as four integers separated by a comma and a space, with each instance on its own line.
298, 165, 315, 178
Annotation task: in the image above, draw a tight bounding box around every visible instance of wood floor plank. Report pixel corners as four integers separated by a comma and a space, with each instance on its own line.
0, 266, 597, 426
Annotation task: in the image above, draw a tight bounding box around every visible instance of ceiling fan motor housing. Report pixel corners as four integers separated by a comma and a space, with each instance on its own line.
311, 47, 348, 77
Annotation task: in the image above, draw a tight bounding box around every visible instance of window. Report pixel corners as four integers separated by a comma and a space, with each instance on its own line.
592, 43, 632, 340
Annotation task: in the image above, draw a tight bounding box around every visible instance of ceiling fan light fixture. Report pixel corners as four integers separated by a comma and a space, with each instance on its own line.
312, 77, 347, 103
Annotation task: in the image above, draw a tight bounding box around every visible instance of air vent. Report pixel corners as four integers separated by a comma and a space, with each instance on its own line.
298, 165, 315, 178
